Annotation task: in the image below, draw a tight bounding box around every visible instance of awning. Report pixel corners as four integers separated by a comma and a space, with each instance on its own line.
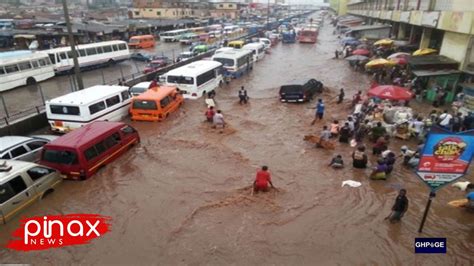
14, 34, 36, 39
412, 69, 462, 77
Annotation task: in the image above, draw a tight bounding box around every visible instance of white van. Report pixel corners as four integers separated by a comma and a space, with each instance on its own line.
160, 60, 223, 99
242, 43, 266, 62
0, 160, 62, 224
45, 85, 131, 133
258, 38, 271, 51
214, 47, 234, 55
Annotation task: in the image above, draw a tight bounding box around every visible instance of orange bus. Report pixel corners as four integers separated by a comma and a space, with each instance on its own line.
128, 35, 156, 49
130, 86, 184, 121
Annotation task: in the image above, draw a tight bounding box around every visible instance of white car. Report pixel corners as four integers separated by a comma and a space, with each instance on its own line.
258, 38, 271, 50
178, 51, 195, 62
129, 82, 151, 97
0, 135, 58, 162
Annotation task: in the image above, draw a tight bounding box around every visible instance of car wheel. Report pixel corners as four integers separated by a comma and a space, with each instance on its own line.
26, 77, 37, 86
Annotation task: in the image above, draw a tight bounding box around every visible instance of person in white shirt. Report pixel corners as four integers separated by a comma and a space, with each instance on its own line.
411, 117, 425, 137
212, 110, 225, 132
438, 110, 452, 130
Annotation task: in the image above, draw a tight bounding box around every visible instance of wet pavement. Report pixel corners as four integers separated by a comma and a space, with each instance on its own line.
1, 14, 473, 265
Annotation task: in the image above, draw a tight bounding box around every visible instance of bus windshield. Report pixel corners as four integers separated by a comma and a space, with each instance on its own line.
213, 58, 234, 67
132, 100, 158, 110
167, 75, 194, 85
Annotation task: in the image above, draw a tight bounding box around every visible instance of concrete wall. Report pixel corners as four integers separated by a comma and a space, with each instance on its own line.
0, 113, 47, 136
440, 31, 471, 69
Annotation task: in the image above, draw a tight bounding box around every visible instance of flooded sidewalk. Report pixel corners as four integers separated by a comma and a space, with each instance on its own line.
0, 17, 473, 265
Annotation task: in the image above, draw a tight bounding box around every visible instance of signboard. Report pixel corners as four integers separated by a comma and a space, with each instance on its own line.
416, 127, 474, 191
438, 11, 472, 34
421, 11, 440, 28
400, 11, 411, 23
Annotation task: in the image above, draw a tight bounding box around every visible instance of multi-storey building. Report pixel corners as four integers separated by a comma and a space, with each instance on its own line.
209, 1, 242, 19
346, 0, 474, 72
130, 0, 210, 19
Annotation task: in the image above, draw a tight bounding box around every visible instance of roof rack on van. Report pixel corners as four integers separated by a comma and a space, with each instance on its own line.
0, 161, 12, 172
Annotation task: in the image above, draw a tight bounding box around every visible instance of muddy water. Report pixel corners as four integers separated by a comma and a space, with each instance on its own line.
1, 16, 473, 265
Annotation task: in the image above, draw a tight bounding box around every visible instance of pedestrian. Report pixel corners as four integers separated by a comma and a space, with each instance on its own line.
373, 135, 389, 155
465, 184, 474, 212
438, 110, 452, 130
451, 112, 463, 132
411, 117, 424, 138
334, 49, 339, 59
238, 86, 248, 104
204, 106, 215, 123
337, 88, 345, 104
352, 91, 362, 107
388, 189, 409, 223
207, 90, 216, 99
346, 116, 355, 134
317, 125, 331, 148
384, 152, 396, 174
339, 122, 351, 143
311, 99, 325, 125
352, 145, 368, 169
253, 166, 275, 193
399, 145, 416, 166
370, 159, 388, 180
354, 119, 369, 143
149, 79, 158, 89
212, 110, 225, 132
371, 122, 386, 142
463, 112, 474, 131
328, 155, 344, 169
330, 120, 340, 138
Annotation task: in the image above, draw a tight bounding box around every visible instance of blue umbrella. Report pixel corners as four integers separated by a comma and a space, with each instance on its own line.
341, 36, 356, 42
342, 39, 361, 46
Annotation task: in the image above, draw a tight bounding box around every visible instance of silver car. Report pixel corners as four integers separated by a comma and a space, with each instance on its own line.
0, 160, 62, 223
0, 135, 58, 162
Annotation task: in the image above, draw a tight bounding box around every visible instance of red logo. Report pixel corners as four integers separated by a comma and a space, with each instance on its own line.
5, 214, 111, 251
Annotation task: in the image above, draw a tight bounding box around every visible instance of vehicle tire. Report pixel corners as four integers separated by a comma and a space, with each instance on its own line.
203, 91, 206, 97
108, 59, 116, 66
26, 77, 36, 86
42, 189, 54, 199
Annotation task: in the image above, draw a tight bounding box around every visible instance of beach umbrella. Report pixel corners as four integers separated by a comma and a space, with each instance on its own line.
413, 48, 437, 56
374, 38, 394, 46
368, 85, 414, 101
352, 48, 370, 56
389, 57, 408, 65
345, 55, 369, 61
365, 58, 395, 68
387, 52, 410, 59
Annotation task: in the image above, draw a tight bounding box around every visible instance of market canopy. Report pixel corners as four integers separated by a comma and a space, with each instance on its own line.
389, 57, 408, 65
365, 58, 395, 68
374, 38, 393, 46
408, 55, 459, 70
412, 48, 437, 56
387, 52, 410, 59
352, 48, 370, 56
368, 85, 414, 100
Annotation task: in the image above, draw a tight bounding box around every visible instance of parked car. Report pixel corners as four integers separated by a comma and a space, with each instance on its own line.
129, 82, 152, 97
0, 160, 62, 224
279, 79, 324, 103
151, 55, 172, 65
131, 52, 153, 62
143, 59, 169, 74
0, 135, 58, 162
177, 51, 196, 62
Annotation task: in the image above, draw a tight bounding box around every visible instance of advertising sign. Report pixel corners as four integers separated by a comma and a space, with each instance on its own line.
416, 127, 474, 191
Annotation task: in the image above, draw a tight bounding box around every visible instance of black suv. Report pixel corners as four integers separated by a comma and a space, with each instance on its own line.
279, 79, 323, 103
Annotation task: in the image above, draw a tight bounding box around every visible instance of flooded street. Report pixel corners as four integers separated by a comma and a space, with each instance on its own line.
1, 18, 473, 265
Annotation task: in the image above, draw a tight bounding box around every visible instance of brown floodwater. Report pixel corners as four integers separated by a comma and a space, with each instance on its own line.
1, 14, 473, 265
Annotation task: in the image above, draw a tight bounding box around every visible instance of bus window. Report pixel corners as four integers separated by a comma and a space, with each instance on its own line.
105, 95, 120, 108
86, 48, 97, 55
42, 150, 78, 165
38, 59, 48, 66
60, 52, 67, 60
5, 64, 19, 74
18, 62, 32, 71
160, 97, 170, 108
32, 61, 39, 68
67, 51, 77, 59
84, 146, 98, 161
103, 46, 112, 53
50, 105, 80, 115
0, 67, 5, 75
78, 49, 86, 57
88, 101, 106, 115
112, 45, 118, 51
97, 47, 104, 54
118, 43, 127, 50
121, 91, 130, 101
49, 54, 56, 64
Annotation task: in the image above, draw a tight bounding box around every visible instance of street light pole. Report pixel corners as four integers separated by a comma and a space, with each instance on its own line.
266, 0, 270, 30
62, 0, 84, 90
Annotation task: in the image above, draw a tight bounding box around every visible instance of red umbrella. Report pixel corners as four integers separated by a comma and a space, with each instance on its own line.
368, 85, 414, 100
389, 57, 408, 65
352, 49, 370, 56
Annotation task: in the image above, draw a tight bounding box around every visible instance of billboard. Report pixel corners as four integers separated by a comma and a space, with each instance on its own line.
416, 127, 474, 191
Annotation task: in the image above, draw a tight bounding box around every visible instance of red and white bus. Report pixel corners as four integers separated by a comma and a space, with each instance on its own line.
39, 121, 140, 180
298, 28, 318, 43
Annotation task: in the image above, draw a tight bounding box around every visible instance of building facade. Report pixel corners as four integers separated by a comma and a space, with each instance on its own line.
209, 2, 241, 19
346, 0, 474, 72
130, 0, 209, 19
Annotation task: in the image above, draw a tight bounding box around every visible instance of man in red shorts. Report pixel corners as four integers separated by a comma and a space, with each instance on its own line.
253, 166, 275, 193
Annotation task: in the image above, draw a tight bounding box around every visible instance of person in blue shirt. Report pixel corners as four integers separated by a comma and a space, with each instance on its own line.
311, 99, 325, 125
466, 184, 474, 212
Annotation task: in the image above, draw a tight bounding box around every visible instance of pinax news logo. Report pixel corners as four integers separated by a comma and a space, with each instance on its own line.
5, 214, 111, 251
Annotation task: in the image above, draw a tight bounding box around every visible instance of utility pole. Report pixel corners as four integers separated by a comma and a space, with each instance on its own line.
266, 0, 270, 30
62, 0, 84, 90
